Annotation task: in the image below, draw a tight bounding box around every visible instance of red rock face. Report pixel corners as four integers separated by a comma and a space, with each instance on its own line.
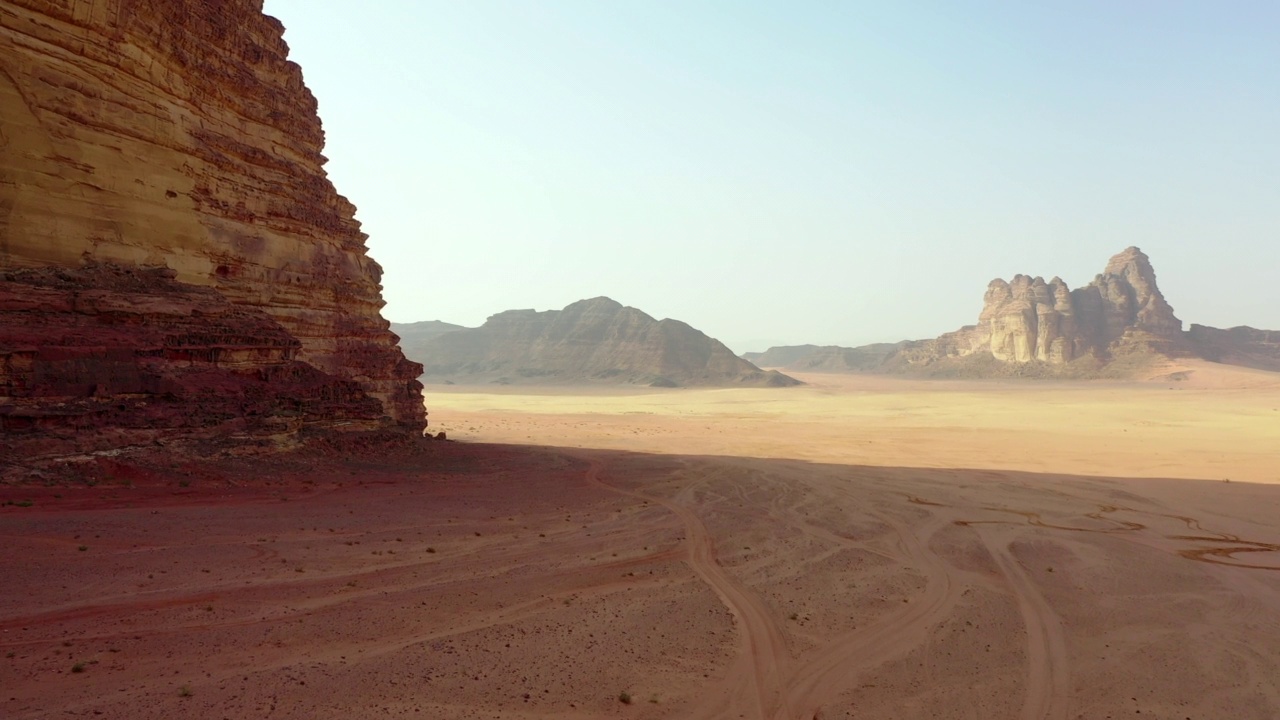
0, 0, 425, 461
0, 264, 401, 465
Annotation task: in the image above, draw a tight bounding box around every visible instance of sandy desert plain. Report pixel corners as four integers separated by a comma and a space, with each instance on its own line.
3, 360, 1280, 719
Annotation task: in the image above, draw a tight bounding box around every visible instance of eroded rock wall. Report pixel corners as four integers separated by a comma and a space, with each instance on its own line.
914, 247, 1184, 368
743, 248, 1276, 379
0, 0, 424, 458
1, 264, 394, 462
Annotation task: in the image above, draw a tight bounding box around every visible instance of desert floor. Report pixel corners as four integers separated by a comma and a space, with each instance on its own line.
425, 362, 1280, 486
3, 362, 1280, 719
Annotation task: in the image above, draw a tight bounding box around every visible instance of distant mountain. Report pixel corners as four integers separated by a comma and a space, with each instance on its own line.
404, 297, 800, 387
391, 320, 470, 363
1186, 325, 1280, 373
743, 345, 822, 368
745, 343, 906, 372
747, 248, 1280, 380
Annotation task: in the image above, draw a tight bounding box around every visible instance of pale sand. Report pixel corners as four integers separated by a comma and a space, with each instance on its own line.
2, 361, 1279, 719
425, 359, 1280, 484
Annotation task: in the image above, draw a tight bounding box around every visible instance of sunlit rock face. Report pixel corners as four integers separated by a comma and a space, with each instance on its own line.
0, 0, 424, 462
750, 248, 1274, 379
981, 275, 1082, 363
918, 246, 1184, 368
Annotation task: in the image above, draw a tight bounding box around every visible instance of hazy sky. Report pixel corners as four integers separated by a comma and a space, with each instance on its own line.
263, 1, 1278, 352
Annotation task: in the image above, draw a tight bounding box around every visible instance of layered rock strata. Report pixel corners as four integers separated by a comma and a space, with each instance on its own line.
1, 264, 392, 463
0, 0, 424, 460
411, 297, 799, 387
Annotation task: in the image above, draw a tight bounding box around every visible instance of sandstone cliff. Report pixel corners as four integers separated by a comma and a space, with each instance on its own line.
1, 0, 424, 464
1, 264, 394, 461
408, 297, 799, 387
893, 247, 1187, 375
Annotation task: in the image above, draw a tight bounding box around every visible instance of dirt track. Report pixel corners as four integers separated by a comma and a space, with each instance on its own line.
4, 436, 1280, 718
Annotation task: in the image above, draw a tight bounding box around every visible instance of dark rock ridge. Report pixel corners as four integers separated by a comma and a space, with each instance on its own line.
1, 0, 424, 466
749, 248, 1279, 378
409, 297, 800, 387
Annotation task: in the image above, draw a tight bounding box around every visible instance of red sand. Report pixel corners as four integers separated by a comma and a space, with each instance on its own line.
3, 434, 1280, 719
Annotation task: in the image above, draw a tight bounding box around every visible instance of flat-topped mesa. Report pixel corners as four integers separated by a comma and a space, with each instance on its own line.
0, 0, 425, 462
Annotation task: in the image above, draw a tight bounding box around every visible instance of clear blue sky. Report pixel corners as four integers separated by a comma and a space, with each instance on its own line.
264, 1, 1279, 352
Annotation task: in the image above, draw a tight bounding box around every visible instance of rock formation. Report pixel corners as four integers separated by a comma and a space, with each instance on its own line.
749, 248, 1278, 379
1, 264, 394, 461
928, 246, 1185, 368
408, 297, 800, 387
1, 0, 424, 465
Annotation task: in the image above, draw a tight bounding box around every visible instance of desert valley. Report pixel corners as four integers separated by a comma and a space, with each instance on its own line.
4, 367, 1279, 719
4, 2, 1280, 720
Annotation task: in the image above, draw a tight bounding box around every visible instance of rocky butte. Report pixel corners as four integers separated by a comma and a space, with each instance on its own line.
405, 297, 800, 387
0, 0, 424, 468
904, 246, 1185, 371
749, 247, 1280, 378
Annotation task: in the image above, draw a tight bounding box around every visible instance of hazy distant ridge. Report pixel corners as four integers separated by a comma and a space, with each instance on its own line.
401, 297, 800, 387
391, 320, 470, 364
745, 343, 907, 373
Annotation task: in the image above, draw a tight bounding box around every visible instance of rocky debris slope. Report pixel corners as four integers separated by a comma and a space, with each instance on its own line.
0, 0, 424, 463
750, 248, 1278, 379
409, 297, 800, 387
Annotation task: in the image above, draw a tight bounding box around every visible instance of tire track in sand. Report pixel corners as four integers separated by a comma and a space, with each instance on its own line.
772, 513, 960, 720
574, 452, 791, 719
979, 533, 1070, 720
